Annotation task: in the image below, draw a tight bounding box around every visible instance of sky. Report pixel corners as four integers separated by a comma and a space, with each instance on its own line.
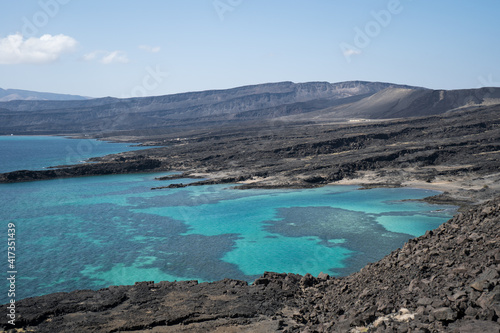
0, 0, 499, 98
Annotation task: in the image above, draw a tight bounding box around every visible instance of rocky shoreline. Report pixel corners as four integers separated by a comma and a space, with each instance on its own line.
0, 155, 163, 183
3, 196, 499, 332
2, 105, 500, 207
1, 104, 499, 332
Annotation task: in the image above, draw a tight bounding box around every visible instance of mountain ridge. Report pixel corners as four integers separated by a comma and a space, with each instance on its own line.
0, 81, 414, 134
0, 88, 89, 102
0, 81, 499, 135
0, 81, 415, 111
280, 86, 500, 121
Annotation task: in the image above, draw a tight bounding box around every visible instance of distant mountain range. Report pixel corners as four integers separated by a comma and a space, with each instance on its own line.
0, 88, 89, 102
0, 81, 499, 135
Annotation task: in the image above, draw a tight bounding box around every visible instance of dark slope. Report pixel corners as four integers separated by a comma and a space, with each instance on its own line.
283, 86, 500, 121
1, 81, 499, 135
0, 81, 416, 134
3, 197, 499, 332
0, 81, 406, 112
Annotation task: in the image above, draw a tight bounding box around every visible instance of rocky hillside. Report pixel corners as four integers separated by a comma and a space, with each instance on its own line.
0, 81, 419, 134
3, 197, 499, 332
283, 87, 500, 121
1, 81, 499, 135
294, 196, 500, 332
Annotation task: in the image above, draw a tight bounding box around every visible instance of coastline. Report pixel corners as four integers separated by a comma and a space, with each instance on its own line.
148, 168, 496, 209
3, 196, 499, 332
1, 162, 496, 208
2, 104, 499, 206
1, 104, 499, 331
0, 167, 459, 306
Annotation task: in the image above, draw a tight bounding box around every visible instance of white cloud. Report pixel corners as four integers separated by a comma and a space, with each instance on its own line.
138, 45, 160, 53
83, 50, 129, 64
0, 33, 77, 64
101, 51, 129, 64
82, 51, 98, 61
343, 48, 361, 57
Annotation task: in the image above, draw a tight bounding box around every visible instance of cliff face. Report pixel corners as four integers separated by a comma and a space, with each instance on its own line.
0, 81, 419, 134
2, 81, 499, 135
3, 197, 499, 332
0, 81, 405, 111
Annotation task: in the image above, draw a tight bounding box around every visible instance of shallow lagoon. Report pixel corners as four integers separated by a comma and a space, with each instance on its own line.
0, 171, 456, 303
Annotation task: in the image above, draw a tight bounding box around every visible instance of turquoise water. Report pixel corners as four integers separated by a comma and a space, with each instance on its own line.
0, 136, 152, 173
0, 171, 456, 303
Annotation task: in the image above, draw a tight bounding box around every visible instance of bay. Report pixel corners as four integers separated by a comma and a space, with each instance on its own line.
0, 138, 457, 304
0, 136, 150, 173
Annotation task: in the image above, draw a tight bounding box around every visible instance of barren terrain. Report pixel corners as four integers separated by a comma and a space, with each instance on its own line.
1, 85, 500, 332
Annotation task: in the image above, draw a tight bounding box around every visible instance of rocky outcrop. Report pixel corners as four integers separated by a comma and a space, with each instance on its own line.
3, 277, 302, 332
293, 196, 500, 332
0, 156, 162, 183
3, 197, 499, 332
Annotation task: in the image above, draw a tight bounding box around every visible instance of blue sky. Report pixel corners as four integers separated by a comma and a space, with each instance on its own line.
0, 0, 499, 98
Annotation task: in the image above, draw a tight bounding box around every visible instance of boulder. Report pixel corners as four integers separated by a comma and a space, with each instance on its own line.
432, 307, 457, 322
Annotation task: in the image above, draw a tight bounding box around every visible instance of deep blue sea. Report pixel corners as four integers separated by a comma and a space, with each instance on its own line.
0, 136, 150, 173
0, 137, 457, 303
